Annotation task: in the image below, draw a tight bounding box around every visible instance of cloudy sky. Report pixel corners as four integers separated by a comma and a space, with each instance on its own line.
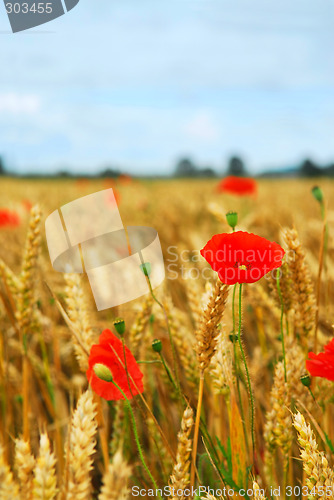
0, 0, 334, 175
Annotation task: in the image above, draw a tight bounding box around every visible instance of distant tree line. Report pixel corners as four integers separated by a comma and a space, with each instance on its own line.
174, 156, 334, 178
0, 154, 334, 178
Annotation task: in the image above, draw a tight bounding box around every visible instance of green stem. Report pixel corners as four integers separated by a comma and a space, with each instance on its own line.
121, 336, 134, 397
276, 268, 287, 382
232, 284, 249, 454
159, 352, 178, 392
237, 283, 255, 462
137, 360, 163, 365
145, 272, 180, 395
111, 379, 163, 499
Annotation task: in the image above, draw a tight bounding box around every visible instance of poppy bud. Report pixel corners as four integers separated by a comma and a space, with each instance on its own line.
311, 186, 324, 204
93, 363, 114, 382
229, 334, 238, 343
114, 317, 125, 335
152, 339, 162, 353
226, 211, 238, 230
300, 374, 311, 387
140, 262, 151, 276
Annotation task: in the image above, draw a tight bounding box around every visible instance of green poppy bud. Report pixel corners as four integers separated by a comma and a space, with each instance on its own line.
229, 334, 238, 343
311, 186, 324, 204
114, 317, 125, 335
140, 262, 151, 276
300, 374, 311, 388
226, 211, 238, 230
152, 339, 162, 353
93, 363, 113, 382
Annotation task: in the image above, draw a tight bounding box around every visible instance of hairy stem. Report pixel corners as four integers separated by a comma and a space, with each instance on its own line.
111, 379, 163, 500
237, 283, 255, 462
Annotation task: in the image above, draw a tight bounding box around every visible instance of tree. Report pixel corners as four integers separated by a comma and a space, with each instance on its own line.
174, 158, 197, 177
299, 159, 321, 177
226, 156, 246, 177
99, 167, 120, 178
0, 156, 5, 176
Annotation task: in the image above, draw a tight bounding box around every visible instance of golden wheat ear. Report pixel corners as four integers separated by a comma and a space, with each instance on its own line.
14, 438, 35, 500
293, 411, 334, 490
0, 442, 20, 499
195, 279, 229, 373
32, 433, 58, 500
264, 361, 292, 483
168, 406, 194, 497
64, 273, 96, 372
98, 449, 132, 500
282, 227, 316, 348
63, 390, 98, 500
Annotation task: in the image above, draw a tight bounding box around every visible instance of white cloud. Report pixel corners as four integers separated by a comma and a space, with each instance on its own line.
184, 111, 220, 142
0, 93, 40, 114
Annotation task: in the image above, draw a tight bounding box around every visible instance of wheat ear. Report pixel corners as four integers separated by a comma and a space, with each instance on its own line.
169, 406, 194, 500
15, 438, 35, 500
293, 412, 334, 499
0, 443, 20, 500
65, 390, 98, 500
98, 449, 132, 500
32, 433, 58, 500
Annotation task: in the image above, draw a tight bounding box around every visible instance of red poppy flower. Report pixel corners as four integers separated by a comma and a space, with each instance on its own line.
217, 176, 257, 196
118, 174, 133, 184
22, 200, 33, 212
86, 329, 144, 400
306, 338, 334, 381
200, 231, 285, 284
0, 209, 20, 228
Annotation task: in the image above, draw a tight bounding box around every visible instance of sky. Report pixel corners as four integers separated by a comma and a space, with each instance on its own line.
0, 0, 334, 175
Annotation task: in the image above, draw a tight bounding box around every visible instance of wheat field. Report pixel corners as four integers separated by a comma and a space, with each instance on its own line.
0, 176, 334, 500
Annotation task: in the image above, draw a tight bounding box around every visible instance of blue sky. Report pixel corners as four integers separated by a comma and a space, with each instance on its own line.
0, 0, 334, 175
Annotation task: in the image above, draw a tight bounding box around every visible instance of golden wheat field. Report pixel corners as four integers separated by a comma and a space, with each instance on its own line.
1, 176, 334, 500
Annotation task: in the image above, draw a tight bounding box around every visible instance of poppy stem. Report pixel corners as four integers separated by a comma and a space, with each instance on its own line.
158, 352, 178, 392
121, 336, 135, 398
237, 283, 255, 463
190, 371, 204, 490
232, 283, 249, 455
107, 341, 176, 462
144, 273, 181, 396
111, 379, 163, 499
276, 268, 287, 382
